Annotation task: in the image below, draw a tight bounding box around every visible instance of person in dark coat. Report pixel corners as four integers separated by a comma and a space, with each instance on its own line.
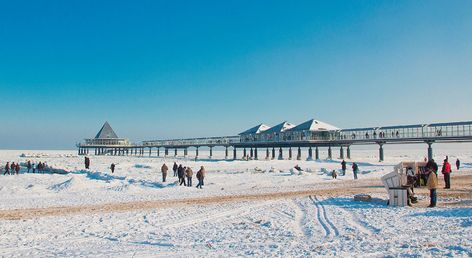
173, 162, 178, 177
352, 162, 359, 179
441, 158, 451, 189
11, 162, 16, 173
196, 166, 205, 189
15, 163, 20, 175
84, 157, 90, 169
456, 159, 460, 171
341, 160, 347, 176
4, 162, 10, 175
110, 163, 115, 173
27, 160, 32, 173
161, 163, 168, 182
32, 163, 36, 173
37, 162, 42, 173
178, 165, 186, 186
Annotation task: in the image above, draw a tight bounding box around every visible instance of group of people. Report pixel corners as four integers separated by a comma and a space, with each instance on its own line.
425, 157, 457, 207
161, 162, 206, 188
401, 157, 458, 208
83, 158, 206, 188
2, 160, 47, 175
337, 160, 359, 179
3, 162, 21, 175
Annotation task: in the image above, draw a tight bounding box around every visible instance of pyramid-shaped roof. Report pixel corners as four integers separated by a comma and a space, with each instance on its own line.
288, 119, 339, 132
263, 121, 295, 134
95, 122, 119, 139
239, 123, 271, 135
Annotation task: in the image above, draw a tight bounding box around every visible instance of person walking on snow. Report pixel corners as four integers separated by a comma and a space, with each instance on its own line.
15, 163, 20, 175
341, 160, 347, 176
196, 166, 205, 189
37, 162, 42, 173
441, 158, 452, 189
352, 162, 359, 179
161, 163, 168, 182
173, 162, 178, 177
178, 164, 186, 186
110, 163, 115, 173
11, 162, 16, 174
427, 160, 439, 208
84, 156, 90, 169
185, 167, 193, 187
27, 160, 32, 173
4, 162, 10, 175
456, 159, 460, 171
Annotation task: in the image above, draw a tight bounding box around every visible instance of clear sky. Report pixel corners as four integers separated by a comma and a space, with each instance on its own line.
0, 0, 471, 149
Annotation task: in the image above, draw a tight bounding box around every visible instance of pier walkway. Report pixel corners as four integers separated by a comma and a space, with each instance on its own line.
77, 121, 472, 161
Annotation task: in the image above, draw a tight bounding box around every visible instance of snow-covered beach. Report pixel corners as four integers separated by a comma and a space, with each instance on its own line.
1, 145, 471, 257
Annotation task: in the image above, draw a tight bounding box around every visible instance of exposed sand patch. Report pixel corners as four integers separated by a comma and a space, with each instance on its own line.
1, 174, 470, 220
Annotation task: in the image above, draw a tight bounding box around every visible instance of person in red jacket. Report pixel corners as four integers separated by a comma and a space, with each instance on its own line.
441, 158, 452, 189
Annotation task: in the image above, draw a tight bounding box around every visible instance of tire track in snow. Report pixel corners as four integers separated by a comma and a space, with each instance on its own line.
313, 195, 340, 237
309, 195, 331, 237
309, 195, 340, 238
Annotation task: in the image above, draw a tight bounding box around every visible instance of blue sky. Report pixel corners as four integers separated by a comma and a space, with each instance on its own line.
0, 1, 471, 149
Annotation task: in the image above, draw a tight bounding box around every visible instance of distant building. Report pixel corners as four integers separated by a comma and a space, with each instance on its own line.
239, 119, 338, 143
83, 122, 130, 146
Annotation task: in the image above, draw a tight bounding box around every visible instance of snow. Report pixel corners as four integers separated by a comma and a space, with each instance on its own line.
0, 144, 471, 257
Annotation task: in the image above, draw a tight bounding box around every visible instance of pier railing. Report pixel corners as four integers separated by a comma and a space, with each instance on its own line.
142, 136, 240, 147
79, 121, 472, 149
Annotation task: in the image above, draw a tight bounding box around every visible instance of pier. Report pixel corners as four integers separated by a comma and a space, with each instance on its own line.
77, 120, 472, 161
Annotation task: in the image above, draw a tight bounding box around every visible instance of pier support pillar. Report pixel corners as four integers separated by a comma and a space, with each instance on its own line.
297, 147, 301, 160
308, 147, 313, 160
254, 148, 258, 160
278, 147, 283, 160
233, 147, 237, 160
347, 146, 351, 159
157, 148, 160, 157
165, 148, 168, 157
328, 146, 332, 160
427, 141, 434, 160
209, 147, 213, 159
266, 148, 270, 160
340, 146, 344, 160
184, 148, 188, 157
196, 147, 199, 159
272, 147, 275, 160
315, 147, 320, 160
379, 144, 384, 162
174, 149, 177, 157
243, 148, 247, 158
288, 148, 292, 160
149, 147, 152, 157
250, 148, 253, 159
225, 147, 228, 159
